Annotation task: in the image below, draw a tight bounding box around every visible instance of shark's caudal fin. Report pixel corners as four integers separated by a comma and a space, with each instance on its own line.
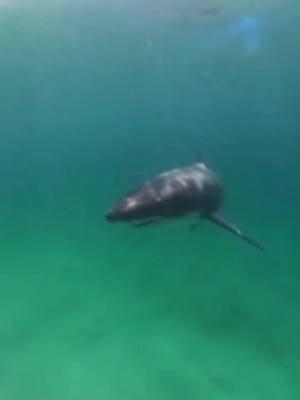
207, 214, 265, 252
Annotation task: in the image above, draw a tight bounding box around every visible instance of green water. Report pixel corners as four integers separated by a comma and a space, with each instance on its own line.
0, 1, 299, 399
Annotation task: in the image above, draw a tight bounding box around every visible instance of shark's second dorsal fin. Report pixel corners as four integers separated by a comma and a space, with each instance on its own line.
207, 214, 265, 252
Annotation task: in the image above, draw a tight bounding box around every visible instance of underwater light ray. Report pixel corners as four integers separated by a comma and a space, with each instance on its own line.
196, 12, 283, 55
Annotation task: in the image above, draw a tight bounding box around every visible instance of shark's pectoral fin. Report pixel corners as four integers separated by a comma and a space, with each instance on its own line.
189, 223, 200, 231
189, 218, 205, 230
131, 219, 159, 228
207, 214, 265, 252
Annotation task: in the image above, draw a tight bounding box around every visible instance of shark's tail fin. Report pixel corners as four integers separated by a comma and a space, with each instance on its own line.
208, 214, 265, 252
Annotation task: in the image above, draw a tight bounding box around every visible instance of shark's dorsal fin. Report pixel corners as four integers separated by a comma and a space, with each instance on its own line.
196, 151, 203, 163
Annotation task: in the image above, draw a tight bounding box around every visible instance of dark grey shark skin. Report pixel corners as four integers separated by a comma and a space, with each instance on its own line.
105, 162, 264, 251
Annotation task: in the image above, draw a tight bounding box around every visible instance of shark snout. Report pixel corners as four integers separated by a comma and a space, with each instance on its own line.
105, 208, 119, 222
105, 196, 143, 223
